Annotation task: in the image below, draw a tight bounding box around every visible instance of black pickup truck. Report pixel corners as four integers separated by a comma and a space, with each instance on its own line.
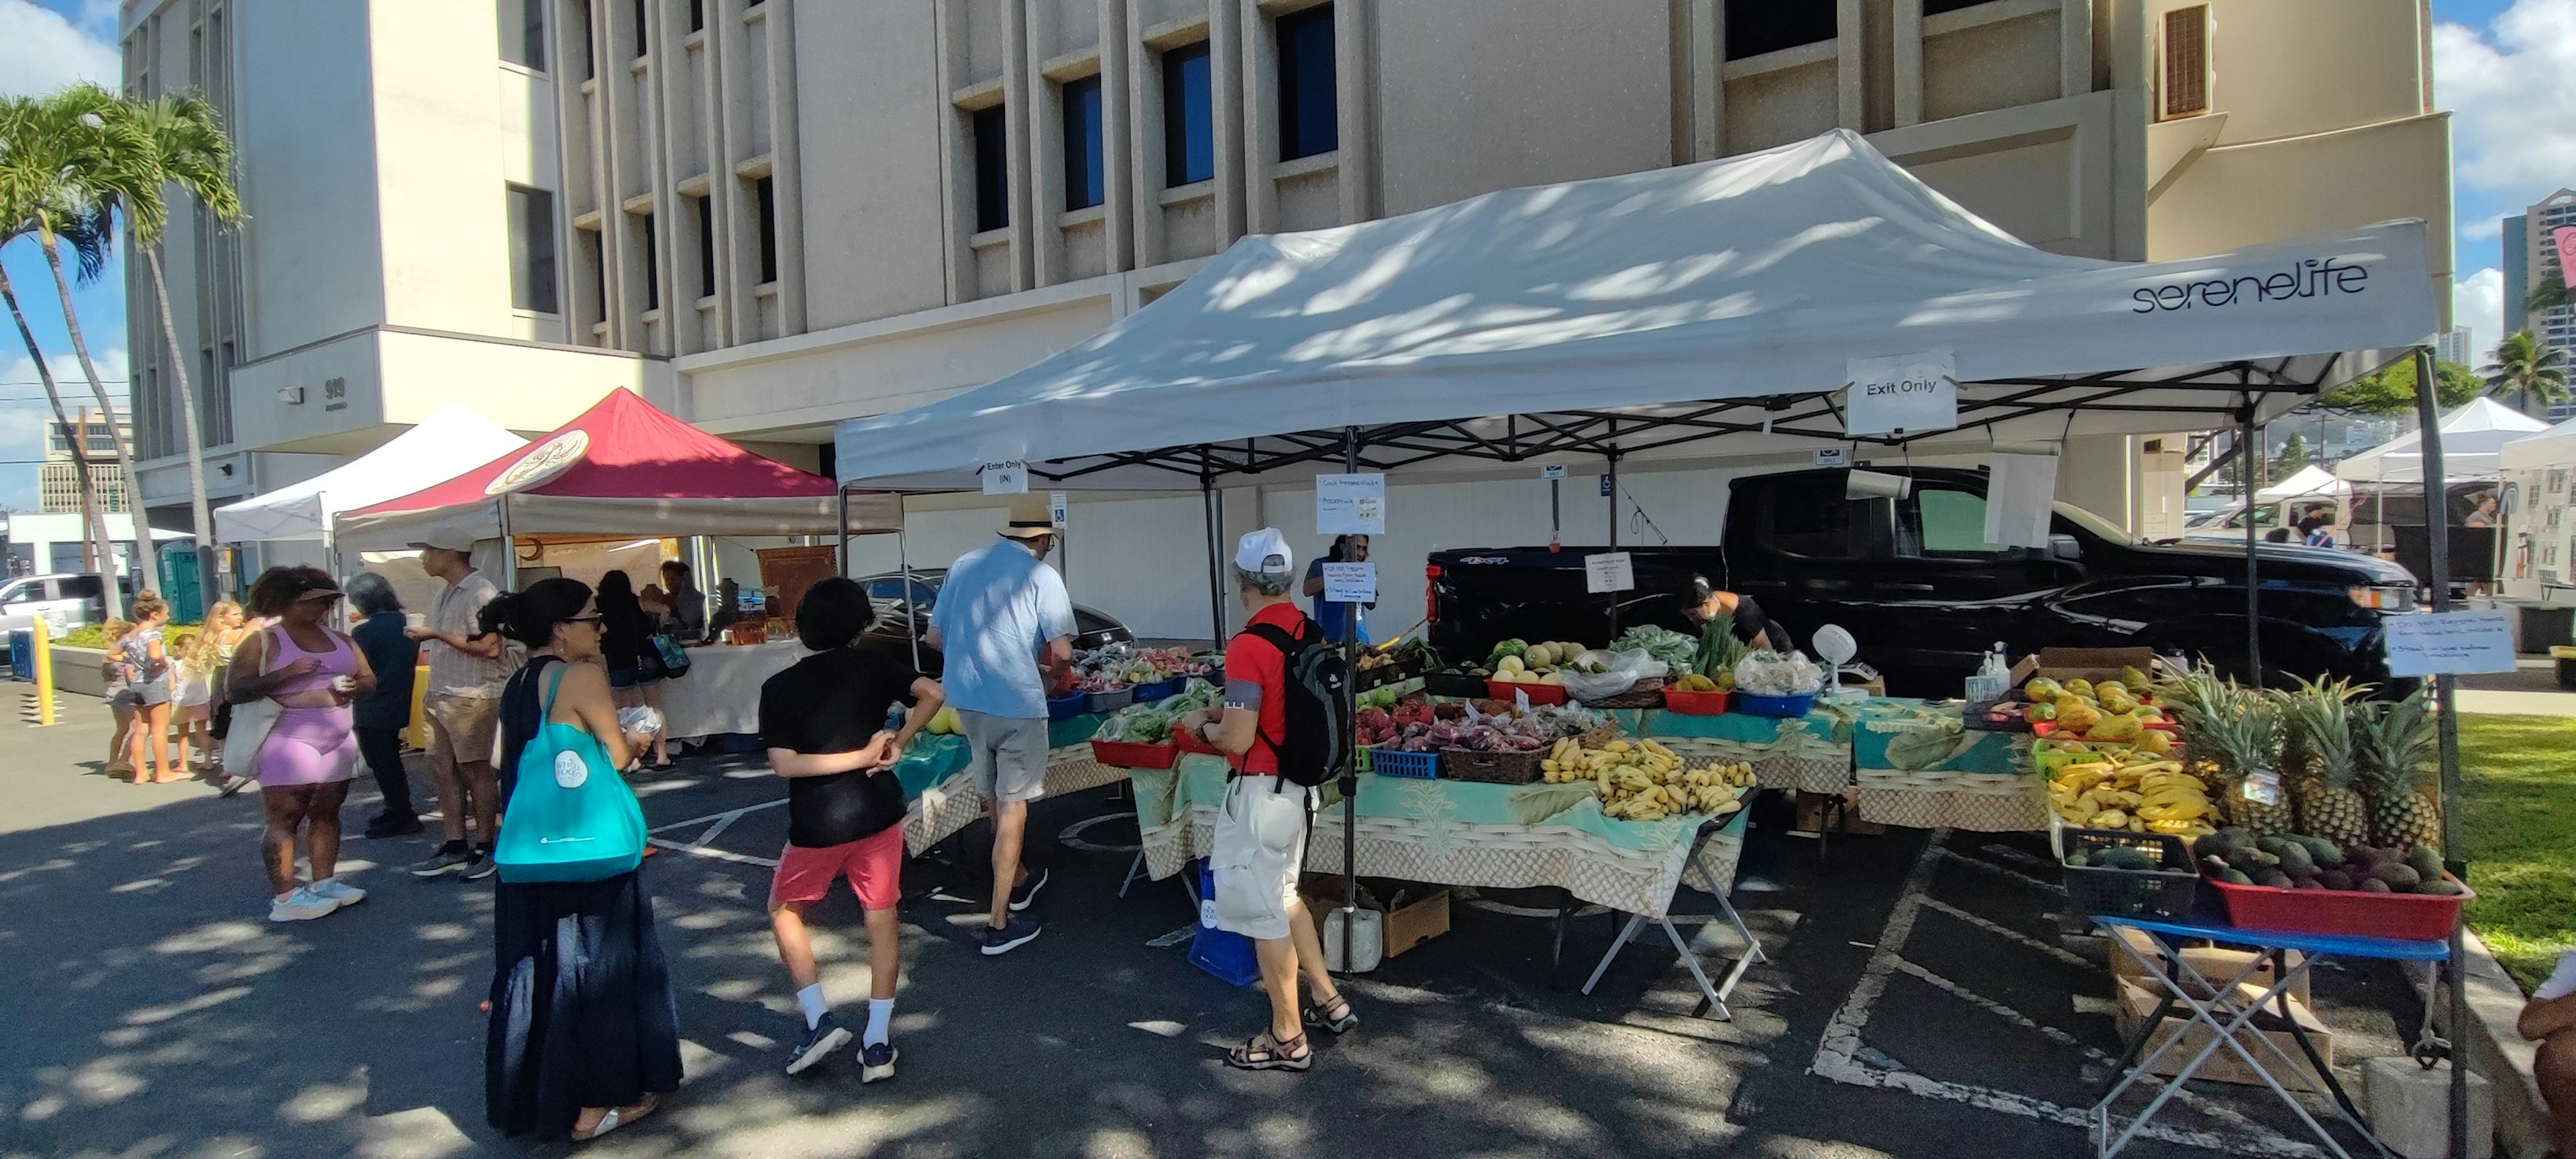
1427, 467, 2419, 696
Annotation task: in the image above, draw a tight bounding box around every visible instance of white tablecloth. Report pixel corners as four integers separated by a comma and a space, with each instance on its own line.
659, 641, 808, 740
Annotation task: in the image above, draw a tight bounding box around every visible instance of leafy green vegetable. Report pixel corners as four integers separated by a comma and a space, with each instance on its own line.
1693, 615, 1750, 679
1613, 624, 1696, 669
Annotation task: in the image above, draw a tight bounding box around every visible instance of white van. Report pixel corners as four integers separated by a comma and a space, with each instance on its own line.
0, 573, 117, 637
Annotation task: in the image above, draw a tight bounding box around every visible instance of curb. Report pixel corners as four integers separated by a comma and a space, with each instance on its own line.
2427, 929, 2555, 1159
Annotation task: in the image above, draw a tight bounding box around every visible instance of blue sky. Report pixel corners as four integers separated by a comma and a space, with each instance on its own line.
0, 0, 2566, 512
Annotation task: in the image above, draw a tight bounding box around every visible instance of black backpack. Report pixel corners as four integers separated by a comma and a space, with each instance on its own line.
1243, 618, 1351, 788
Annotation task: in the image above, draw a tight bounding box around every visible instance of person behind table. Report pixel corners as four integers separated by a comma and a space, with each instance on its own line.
924, 499, 1071, 956
406, 533, 515, 881
2522, 948, 2576, 1159
478, 578, 680, 1142
659, 560, 708, 643
117, 592, 178, 784
227, 567, 378, 922
1300, 534, 1376, 646
759, 576, 944, 1081
708, 578, 743, 641
344, 571, 423, 838
1181, 528, 1358, 1072
1676, 573, 1785, 655
597, 570, 674, 769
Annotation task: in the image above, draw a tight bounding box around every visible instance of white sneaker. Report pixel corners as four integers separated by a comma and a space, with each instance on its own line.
310, 877, 368, 905
269, 886, 341, 922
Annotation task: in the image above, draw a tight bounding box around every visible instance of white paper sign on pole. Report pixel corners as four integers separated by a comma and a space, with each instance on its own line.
1984, 453, 2060, 549
1843, 350, 1959, 437
2383, 610, 2517, 676
1321, 561, 1377, 603
981, 461, 1030, 495
1540, 463, 1566, 480
1047, 490, 1068, 528
1813, 448, 1849, 467
1316, 473, 1387, 535
1585, 552, 1635, 594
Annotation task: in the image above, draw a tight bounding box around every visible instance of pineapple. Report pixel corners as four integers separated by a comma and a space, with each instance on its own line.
2161, 664, 2291, 838
2356, 689, 2442, 851
2280, 677, 2369, 848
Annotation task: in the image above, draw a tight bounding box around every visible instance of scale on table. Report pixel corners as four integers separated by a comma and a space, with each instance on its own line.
1811, 623, 1864, 702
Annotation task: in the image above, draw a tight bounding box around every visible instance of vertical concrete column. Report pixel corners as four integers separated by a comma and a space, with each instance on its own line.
1332, 0, 1376, 225
594, 0, 633, 349
1834, 0, 1865, 130
649, 0, 687, 354
719, 0, 759, 337
1683, 0, 1723, 162
1023, 0, 1065, 287
1004, 0, 1036, 292
2059, 0, 2092, 99
1892, 0, 1922, 127
934, 0, 971, 303
1237, 0, 1279, 234
769, 0, 806, 335
549, 1, 594, 343
1210, 0, 1248, 241
1122, 0, 1165, 267
694, 0, 735, 348
1099, 0, 1135, 274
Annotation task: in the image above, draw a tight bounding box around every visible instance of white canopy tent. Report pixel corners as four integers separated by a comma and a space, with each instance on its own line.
834, 129, 2436, 491
2255, 464, 2351, 503
213, 403, 529, 543
2499, 413, 2576, 474
2334, 396, 2547, 485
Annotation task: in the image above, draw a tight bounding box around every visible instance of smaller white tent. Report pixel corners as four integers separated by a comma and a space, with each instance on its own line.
2334, 397, 2548, 484
2257, 463, 2349, 502
213, 404, 528, 543
2500, 413, 2576, 473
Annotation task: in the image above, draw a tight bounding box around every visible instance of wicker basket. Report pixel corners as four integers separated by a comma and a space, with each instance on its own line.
1439, 747, 1546, 785
1578, 678, 1666, 710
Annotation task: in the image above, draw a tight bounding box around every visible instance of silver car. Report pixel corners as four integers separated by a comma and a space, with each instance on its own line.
0, 572, 117, 637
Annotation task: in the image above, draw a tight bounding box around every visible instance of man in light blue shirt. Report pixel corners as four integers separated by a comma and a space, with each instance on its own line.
926, 502, 1074, 956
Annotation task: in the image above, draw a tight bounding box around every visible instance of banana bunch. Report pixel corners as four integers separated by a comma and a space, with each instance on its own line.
2048, 754, 2212, 837
1544, 737, 1753, 822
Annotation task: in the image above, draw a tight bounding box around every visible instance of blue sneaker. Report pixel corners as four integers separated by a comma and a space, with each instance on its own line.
860, 1040, 898, 1084
980, 916, 1041, 956
1008, 867, 1049, 912
785, 1013, 852, 1075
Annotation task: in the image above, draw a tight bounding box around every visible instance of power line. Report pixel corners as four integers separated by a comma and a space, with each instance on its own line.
0, 379, 131, 386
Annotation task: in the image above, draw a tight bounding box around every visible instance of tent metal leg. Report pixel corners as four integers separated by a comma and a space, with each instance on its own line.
1202, 476, 1224, 646
2410, 343, 2471, 1159
2241, 404, 2261, 684
1582, 914, 1648, 995
1119, 849, 1146, 899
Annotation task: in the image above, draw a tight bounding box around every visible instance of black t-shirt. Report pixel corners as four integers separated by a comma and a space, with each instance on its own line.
1730, 595, 1792, 655
759, 647, 923, 848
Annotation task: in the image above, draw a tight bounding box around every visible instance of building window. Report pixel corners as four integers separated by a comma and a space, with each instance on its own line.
755, 176, 779, 283
695, 195, 716, 299
1923, 0, 1992, 13
500, 0, 546, 70
1723, 0, 1833, 60
582, 227, 606, 327
971, 104, 1009, 232
581, 0, 596, 79
632, 0, 648, 58
1061, 75, 1104, 211
689, 0, 704, 33
1163, 42, 1213, 187
639, 212, 659, 310
507, 185, 559, 313
2159, 5, 2212, 119
1275, 5, 1336, 162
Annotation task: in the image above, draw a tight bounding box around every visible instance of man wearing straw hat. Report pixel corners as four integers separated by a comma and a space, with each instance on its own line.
926, 498, 1072, 956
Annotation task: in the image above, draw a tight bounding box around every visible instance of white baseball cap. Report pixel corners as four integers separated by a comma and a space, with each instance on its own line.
1234, 528, 1293, 574
408, 531, 477, 553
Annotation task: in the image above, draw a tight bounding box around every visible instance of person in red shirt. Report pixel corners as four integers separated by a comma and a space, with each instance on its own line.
1183, 528, 1358, 1072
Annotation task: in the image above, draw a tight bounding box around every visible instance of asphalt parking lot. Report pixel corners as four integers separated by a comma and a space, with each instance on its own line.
0, 698, 2424, 1158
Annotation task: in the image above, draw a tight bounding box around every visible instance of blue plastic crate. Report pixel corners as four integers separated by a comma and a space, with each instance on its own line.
1367, 746, 1440, 779
1734, 692, 1818, 718
1046, 692, 1088, 721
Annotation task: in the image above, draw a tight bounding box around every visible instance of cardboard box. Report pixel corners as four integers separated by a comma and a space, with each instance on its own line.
2114, 979, 2332, 1092
2108, 926, 2310, 1007
1792, 789, 1886, 836
2006, 647, 2174, 690
1301, 877, 1450, 959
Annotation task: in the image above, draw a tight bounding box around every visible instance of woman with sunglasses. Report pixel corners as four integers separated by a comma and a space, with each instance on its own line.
227, 567, 377, 922
479, 578, 680, 1143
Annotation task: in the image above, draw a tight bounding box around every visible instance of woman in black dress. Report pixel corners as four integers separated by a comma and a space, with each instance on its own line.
480, 578, 682, 1142
596, 570, 672, 769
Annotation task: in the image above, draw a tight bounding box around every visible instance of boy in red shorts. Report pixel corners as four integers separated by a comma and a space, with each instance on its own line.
760, 577, 945, 1081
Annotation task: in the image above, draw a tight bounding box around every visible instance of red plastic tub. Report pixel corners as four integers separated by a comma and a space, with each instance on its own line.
1485, 679, 1568, 706
1088, 739, 1179, 770
1661, 687, 1731, 716
2205, 875, 2472, 942
1173, 726, 1220, 757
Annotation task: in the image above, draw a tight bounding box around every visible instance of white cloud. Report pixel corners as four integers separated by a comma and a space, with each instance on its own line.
0, 0, 119, 99
2462, 217, 2504, 241
2435, 0, 2576, 200
2455, 266, 2504, 363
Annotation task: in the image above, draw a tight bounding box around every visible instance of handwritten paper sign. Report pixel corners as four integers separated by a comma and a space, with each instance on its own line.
1585, 552, 1635, 594
1316, 473, 1386, 535
1321, 562, 1377, 603
1843, 351, 1959, 437
2383, 610, 2516, 677
1541, 463, 1567, 480
981, 461, 1030, 495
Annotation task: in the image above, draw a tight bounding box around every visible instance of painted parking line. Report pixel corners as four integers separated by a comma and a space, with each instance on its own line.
1811, 832, 2324, 1159
646, 799, 786, 868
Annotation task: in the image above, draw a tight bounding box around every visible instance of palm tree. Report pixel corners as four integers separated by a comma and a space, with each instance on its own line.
2483, 329, 2571, 417
110, 93, 243, 604
2528, 278, 2569, 319
0, 95, 124, 594
28, 85, 154, 598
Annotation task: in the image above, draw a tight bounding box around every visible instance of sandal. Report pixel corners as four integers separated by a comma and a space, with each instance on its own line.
1224, 1030, 1311, 1072
1305, 993, 1359, 1035
571, 1093, 659, 1142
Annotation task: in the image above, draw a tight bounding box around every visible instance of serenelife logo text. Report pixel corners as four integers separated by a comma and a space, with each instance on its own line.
2131, 258, 2367, 313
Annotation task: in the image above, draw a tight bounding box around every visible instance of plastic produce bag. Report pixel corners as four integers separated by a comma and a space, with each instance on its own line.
1560, 649, 1661, 701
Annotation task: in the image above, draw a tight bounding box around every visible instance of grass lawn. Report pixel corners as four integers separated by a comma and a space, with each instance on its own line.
2457, 713, 2576, 991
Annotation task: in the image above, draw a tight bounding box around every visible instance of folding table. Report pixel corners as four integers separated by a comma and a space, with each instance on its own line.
2089, 914, 2449, 1159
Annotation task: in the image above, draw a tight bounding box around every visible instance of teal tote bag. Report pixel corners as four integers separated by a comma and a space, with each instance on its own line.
494, 666, 648, 883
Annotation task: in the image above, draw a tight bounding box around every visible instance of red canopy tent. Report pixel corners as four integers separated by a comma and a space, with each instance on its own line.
334, 388, 900, 551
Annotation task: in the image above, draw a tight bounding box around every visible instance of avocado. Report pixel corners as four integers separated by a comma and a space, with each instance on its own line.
2408, 844, 2445, 881
2295, 877, 2328, 889
2412, 880, 2467, 897
2245, 849, 2281, 870
2202, 855, 2233, 877
2276, 846, 2318, 875
2359, 877, 2394, 893
2219, 869, 2255, 886
2252, 869, 2294, 889
2295, 836, 2343, 865
2192, 834, 2230, 862
2371, 863, 2422, 889
2099, 846, 2157, 873
2215, 828, 2255, 852
2314, 869, 2355, 891
2255, 836, 2298, 859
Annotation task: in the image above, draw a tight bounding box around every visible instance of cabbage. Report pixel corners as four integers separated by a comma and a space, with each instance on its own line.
1613, 624, 1697, 669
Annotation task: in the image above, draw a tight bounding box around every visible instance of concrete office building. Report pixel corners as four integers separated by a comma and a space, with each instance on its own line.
40, 416, 134, 515
2436, 327, 2473, 368
2503, 188, 2576, 355
128, 0, 2450, 637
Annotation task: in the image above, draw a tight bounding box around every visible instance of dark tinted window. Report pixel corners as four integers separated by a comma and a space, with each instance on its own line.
501, 0, 546, 70
1724, 0, 1834, 60
1923, 0, 1993, 13
584, 229, 606, 324
695, 195, 716, 299
1899, 487, 2027, 559
755, 176, 778, 283
689, 0, 704, 32
972, 104, 1010, 231
1275, 5, 1336, 160
1763, 487, 1860, 558
632, 0, 647, 56
639, 212, 659, 310
580, 0, 595, 78
506, 185, 558, 313
58, 575, 102, 598
1163, 42, 1214, 186
1061, 76, 1104, 211
1075, 607, 1121, 637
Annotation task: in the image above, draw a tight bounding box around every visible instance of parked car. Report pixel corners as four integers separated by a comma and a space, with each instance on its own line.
1429, 467, 2420, 696
852, 568, 1134, 677
0, 572, 125, 637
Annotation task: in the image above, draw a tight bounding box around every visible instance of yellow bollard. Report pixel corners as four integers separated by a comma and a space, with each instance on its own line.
30, 618, 54, 726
